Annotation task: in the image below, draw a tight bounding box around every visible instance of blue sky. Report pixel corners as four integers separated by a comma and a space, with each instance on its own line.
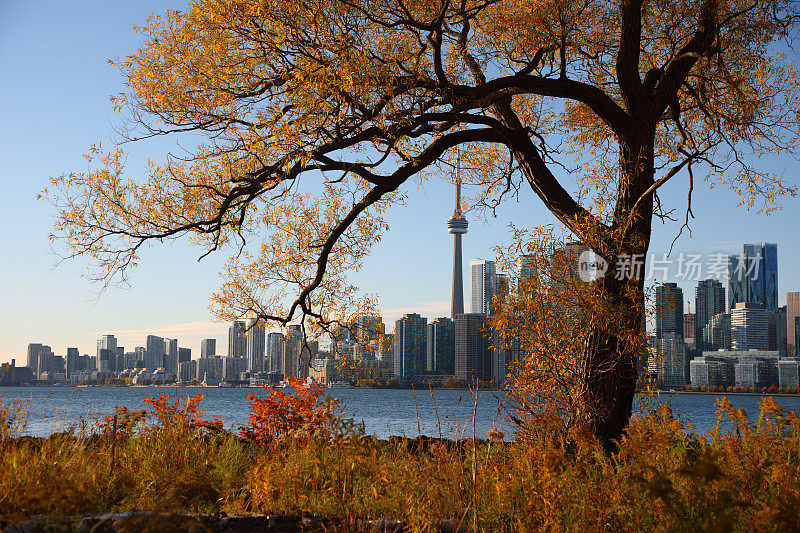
1, 1, 798, 363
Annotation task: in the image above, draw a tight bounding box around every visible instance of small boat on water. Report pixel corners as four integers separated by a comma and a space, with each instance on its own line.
327, 380, 353, 389
275, 380, 291, 388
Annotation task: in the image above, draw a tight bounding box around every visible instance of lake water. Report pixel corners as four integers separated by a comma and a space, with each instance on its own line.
2, 386, 800, 439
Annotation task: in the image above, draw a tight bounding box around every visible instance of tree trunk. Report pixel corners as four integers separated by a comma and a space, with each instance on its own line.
578, 275, 644, 453
577, 146, 654, 452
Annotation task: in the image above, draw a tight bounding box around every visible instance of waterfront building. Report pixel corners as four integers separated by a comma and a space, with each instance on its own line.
228, 320, 247, 358
200, 338, 216, 357
734, 359, 777, 388
787, 292, 800, 356
197, 356, 223, 381
731, 302, 769, 351
308, 358, 332, 385
655, 333, 686, 388
728, 242, 778, 311
178, 360, 197, 382
454, 313, 492, 383
223, 356, 247, 382
394, 313, 428, 385
426, 317, 455, 374
778, 359, 800, 389
470, 259, 496, 315
145, 335, 164, 370
245, 319, 265, 373
689, 357, 734, 387
266, 332, 285, 374
655, 283, 684, 339
695, 279, 725, 352
447, 176, 468, 317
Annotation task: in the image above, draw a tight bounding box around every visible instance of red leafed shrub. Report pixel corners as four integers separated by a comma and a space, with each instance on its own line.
97, 405, 147, 438
143, 393, 224, 433
241, 378, 338, 441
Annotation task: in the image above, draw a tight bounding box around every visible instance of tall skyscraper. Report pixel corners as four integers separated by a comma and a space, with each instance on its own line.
228, 320, 247, 358
97, 334, 118, 358
655, 283, 684, 339
470, 259, 496, 315
447, 176, 468, 317
245, 319, 266, 373
394, 313, 427, 385
164, 338, 178, 375
787, 292, 800, 356
728, 243, 778, 311
283, 325, 302, 378
66, 347, 79, 378
695, 279, 726, 352
178, 347, 192, 363
145, 335, 165, 370
200, 338, 216, 357
703, 312, 731, 351
266, 332, 285, 373
454, 313, 492, 383
427, 317, 455, 374
26, 343, 44, 376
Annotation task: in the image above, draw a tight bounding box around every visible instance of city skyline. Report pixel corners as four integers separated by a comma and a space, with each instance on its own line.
2, 0, 800, 364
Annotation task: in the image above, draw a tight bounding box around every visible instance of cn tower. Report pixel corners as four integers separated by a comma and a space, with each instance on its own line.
447, 175, 468, 317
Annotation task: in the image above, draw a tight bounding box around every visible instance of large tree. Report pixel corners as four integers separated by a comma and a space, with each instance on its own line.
50, 0, 799, 448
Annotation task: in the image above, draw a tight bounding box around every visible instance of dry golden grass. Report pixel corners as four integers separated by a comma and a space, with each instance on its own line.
2, 391, 800, 531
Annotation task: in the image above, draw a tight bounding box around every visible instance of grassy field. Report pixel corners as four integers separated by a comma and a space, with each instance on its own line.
2, 385, 800, 531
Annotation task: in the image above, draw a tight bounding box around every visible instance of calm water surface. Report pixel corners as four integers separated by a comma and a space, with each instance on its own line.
2, 386, 799, 439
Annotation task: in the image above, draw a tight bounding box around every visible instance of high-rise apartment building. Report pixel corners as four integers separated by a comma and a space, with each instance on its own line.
228, 320, 247, 358
787, 292, 800, 356
731, 302, 769, 351
266, 332, 285, 374
454, 313, 492, 383
394, 313, 427, 385
245, 319, 265, 373
655, 283, 684, 338
695, 279, 725, 352
200, 338, 216, 357
426, 317, 455, 374
728, 243, 778, 311
470, 259, 496, 315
